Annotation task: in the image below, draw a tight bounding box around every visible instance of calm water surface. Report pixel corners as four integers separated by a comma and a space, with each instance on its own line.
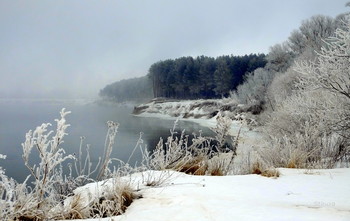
0, 99, 213, 182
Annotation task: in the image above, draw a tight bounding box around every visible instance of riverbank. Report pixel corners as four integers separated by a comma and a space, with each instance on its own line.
3, 99, 348, 221
133, 98, 263, 123
64, 168, 350, 221
133, 98, 264, 151
74, 98, 350, 220
129, 100, 350, 218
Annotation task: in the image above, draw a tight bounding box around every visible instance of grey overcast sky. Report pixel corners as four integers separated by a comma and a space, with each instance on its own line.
0, 0, 348, 99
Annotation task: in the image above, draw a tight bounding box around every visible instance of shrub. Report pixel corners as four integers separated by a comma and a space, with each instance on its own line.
145, 113, 238, 176
251, 162, 280, 178
0, 109, 136, 220
53, 178, 138, 220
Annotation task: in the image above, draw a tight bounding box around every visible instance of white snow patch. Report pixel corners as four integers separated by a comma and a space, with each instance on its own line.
72, 168, 350, 221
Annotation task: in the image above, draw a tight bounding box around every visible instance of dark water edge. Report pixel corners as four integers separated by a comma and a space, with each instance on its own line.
0, 99, 214, 183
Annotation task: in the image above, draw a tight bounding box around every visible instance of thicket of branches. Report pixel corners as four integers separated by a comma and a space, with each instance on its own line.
236, 9, 350, 169
233, 14, 348, 109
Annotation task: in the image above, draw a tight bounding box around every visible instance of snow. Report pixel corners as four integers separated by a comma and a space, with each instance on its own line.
70, 100, 350, 221
134, 99, 225, 119
73, 169, 350, 221
134, 98, 262, 140
136, 110, 262, 151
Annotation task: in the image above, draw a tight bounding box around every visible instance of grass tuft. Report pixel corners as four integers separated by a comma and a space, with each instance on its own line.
251, 162, 279, 178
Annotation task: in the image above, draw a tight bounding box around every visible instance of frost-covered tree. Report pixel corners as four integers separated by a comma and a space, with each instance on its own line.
295, 22, 350, 100
288, 15, 336, 56
235, 68, 275, 106
266, 68, 300, 110
266, 42, 294, 73
295, 16, 350, 138
290, 15, 336, 53
262, 16, 350, 168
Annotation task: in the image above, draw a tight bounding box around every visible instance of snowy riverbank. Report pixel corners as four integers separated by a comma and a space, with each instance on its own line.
133, 98, 263, 150
70, 168, 350, 221
127, 99, 350, 221
133, 98, 262, 123
56, 99, 350, 220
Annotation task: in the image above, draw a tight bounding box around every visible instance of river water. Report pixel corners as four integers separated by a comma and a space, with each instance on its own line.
0, 99, 214, 182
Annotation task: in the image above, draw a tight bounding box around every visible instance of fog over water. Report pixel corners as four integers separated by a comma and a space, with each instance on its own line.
0, 0, 348, 99
0, 99, 214, 182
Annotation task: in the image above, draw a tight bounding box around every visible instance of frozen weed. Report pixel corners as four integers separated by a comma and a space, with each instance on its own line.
145, 113, 239, 176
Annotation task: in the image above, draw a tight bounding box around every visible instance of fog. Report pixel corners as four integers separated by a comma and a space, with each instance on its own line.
0, 0, 348, 99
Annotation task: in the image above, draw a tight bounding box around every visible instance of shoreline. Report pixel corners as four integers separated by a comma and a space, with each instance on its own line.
133, 111, 263, 150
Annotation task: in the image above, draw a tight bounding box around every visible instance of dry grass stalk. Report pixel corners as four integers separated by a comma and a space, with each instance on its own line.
251, 162, 279, 178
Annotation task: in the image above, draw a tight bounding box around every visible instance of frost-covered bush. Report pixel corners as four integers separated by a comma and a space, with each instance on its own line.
265, 42, 294, 73
96, 121, 119, 180
294, 17, 350, 142
265, 68, 300, 111
0, 154, 15, 219
22, 108, 74, 210
145, 113, 238, 176
0, 108, 135, 220
145, 119, 209, 173
53, 178, 138, 220
263, 89, 349, 168
261, 18, 350, 168
234, 68, 276, 106
0, 109, 74, 220
0, 173, 33, 220
288, 15, 336, 56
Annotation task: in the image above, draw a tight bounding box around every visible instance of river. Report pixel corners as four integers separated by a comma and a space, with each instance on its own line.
0, 99, 214, 182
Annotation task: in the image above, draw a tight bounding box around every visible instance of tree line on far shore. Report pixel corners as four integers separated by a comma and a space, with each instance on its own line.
99, 76, 153, 102
148, 54, 266, 99
99, 54, 266, 101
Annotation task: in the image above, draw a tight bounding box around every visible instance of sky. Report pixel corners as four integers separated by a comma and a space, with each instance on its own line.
0, 0, 348, 99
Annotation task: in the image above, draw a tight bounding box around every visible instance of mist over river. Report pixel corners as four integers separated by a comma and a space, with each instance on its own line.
0, 99, 214, 182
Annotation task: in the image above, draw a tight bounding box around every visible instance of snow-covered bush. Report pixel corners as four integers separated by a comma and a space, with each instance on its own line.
0, 154, 15, 219
53, 178, 138, 219
146, 114, 238, 176
265, 42, 294, 73
0, 109, 74, 220
294, 17, 350, 141
146, 119, 209, 174
261, 18, 350, 168
288, 15, 336, 57
96, 121, 119, 180
0, 175, 34, 220
234, 68, 276, 106
0, 108, 137, 220
263, 89, 349, 168
265, 68, 300, 111
14, 108, 74, 219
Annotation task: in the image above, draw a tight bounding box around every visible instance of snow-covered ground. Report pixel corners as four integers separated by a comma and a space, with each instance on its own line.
70, 100, 350, 221
77, 169, 350, 221
133, 99, 223, 119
